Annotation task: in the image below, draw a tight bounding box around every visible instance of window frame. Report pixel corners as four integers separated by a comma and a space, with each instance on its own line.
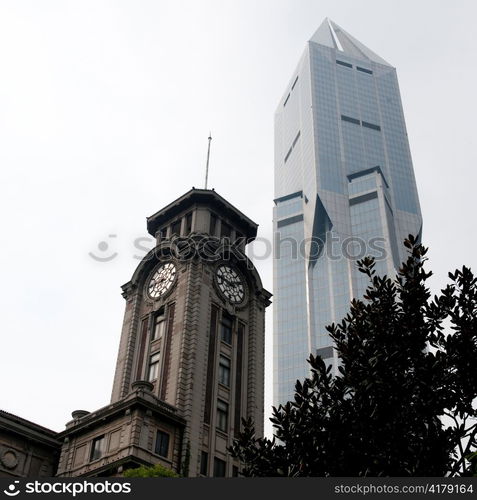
220, 314, 233, 345
200, 451, 208, 476
218, 355, 231, 387
152, 310, 166, 342
216, 399, 229, 432
154, 430, 170, 458
213, 457, 226, 477
148, 352, 161, 381
90, 435, 106, 462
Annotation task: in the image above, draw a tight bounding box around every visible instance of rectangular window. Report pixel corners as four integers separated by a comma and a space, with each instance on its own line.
336, 60, 352, 68
220, 314, 233, 344
276, 214, 304, 228
219, 356, 231, 387
155, 430, 170, 457
361, 121, 381, 131
221, 222, 232, 238
341, 115, 360, 125
148, 352, 160, 381
213, 457, 226, 477
356, 66, 373, 74
210, 213, 217, 236
171, 220, 181, 237
90, 435, 106, 461
200, 451, 208, 476
217, 400, 229, 432
232, 466, 239, 477
185, 212, 193, 234
135, 318, 149, 380
152, 311, 166, 341
159, 227, 167, 239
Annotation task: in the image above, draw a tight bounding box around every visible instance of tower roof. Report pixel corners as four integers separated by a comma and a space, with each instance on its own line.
147, 188, 258, 240
310, 18, 391, 66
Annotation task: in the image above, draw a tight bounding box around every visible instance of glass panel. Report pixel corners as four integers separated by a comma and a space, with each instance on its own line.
217, 400, 228, 431
90, 436, 105, 461
152, 314, 165, 341
213, 458, 226, 477
155, 430, 170, 457
200, 451, 208, 476
148, 353, 160, 381
219, 356, 231, 386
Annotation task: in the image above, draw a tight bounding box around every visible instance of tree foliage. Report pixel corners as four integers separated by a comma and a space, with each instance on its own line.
230, 236, 477, 476
122, 463, 180, 478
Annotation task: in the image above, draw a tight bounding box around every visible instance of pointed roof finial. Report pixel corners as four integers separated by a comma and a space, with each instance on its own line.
204, 133, 212, 190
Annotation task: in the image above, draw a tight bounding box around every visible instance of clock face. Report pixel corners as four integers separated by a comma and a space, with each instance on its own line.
216, 265, 245, 304
148, 262, 177, 299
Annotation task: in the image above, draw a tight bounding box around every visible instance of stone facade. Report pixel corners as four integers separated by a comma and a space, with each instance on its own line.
0, 410, 60, 477
56, 387, 185, 476
56, 188, 271, 477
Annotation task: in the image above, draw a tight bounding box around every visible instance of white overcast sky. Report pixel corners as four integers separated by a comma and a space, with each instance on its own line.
1, 0, 476, 436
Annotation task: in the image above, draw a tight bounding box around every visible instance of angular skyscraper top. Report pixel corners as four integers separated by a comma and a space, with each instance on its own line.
310, 19, 391, 66
273, 20, 422, 406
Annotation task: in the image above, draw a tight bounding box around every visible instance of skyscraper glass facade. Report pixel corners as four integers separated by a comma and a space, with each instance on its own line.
273, 19, 422, 406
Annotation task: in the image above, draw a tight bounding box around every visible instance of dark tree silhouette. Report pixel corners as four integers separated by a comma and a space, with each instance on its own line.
230, 236, 477, 476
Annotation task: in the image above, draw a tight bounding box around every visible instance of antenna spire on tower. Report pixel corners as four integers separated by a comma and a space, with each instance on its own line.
204, 133, 212, 189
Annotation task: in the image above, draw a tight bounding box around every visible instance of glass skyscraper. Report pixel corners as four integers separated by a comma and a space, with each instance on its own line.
273, 19, 422, 406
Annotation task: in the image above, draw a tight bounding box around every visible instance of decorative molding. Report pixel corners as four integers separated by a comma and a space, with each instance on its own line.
1, 449, 18, 470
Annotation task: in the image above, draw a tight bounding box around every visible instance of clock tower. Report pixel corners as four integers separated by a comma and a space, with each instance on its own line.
56, 188, 271, 477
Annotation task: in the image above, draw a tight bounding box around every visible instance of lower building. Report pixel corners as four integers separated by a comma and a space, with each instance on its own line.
1, 188, 271, 478
0, 410, 60, 477
56, 383, 185, 476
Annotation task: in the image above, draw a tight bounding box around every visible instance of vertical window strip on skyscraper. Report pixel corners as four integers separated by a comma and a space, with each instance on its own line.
284, 130, 301, 163
284, 146, 293, 163
284, 76, 299, 107
291, 75, 299, 90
